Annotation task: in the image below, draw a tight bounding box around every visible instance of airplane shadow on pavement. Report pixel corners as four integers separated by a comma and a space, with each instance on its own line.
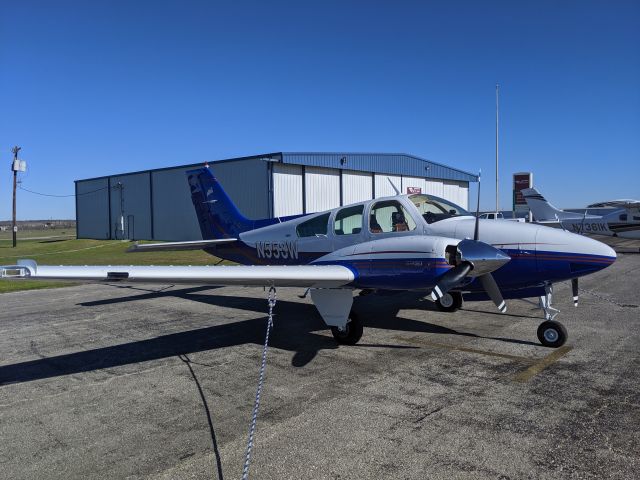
0, 286, 536, 386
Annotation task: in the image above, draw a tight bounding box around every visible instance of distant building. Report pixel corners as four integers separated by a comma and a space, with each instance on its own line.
75, 152, 478, 241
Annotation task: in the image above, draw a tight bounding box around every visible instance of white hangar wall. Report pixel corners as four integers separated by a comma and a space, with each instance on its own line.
76, 154, 475, 241
271, 169, 468, 216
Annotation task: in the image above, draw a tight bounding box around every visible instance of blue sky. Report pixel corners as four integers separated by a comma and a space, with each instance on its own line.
1, 0, 638, 219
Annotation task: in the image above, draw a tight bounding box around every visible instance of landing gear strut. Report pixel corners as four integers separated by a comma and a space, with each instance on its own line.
435, 291, 463, 312
331, 310, 363, 345
537, 284, 568, 348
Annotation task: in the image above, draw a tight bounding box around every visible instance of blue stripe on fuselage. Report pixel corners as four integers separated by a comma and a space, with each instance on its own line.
204, 242, 614, 292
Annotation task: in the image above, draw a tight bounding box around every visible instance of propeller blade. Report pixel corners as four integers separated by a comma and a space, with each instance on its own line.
474, 170, 481, 241
431, 262, 472, 301
478, 273, 507, 313
571, 278, 579, 307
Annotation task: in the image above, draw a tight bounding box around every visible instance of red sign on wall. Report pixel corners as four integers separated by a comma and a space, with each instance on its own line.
406, 187, 422, 194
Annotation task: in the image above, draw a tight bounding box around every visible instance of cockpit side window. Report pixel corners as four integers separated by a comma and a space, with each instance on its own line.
369, 200, 416, 233
409, 194, 469, 224
619, 213, 628, 221
296, 212, 330, 238
334, 205, 364, 235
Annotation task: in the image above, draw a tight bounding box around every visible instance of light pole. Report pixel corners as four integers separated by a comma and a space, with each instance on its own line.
11, 146, 22, 248
495, 83, 500, 216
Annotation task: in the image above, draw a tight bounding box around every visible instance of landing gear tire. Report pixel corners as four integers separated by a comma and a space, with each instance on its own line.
435, 292, 463, 312
331, 311, 363, 345
537, 320, 568, 348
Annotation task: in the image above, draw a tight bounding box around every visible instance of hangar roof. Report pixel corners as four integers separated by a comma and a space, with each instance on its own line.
280, 152, 478, 182
76, 152, 478, 183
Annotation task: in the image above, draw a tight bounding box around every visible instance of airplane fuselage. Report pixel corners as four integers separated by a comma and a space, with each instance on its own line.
204, 194, 616, 297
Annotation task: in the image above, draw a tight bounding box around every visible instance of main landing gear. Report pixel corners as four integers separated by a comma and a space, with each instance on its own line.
330, 310, 363, 345
435, 291, 463, 312
537, 284, 568, 348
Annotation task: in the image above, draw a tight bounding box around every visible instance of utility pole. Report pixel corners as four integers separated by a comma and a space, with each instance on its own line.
495, 83, 500, 216
11, 146, 21, 248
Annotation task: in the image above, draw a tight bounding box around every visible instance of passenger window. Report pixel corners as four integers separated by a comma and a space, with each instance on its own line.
296, 213, 330, 238
369, 200, 416, 233
334, 205, 364, 235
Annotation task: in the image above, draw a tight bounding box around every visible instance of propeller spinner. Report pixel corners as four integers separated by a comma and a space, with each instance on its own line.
430, 171, 511, 313
430, 239, 511, 312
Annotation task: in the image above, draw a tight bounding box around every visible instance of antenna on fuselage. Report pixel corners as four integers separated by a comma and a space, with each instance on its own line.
474, 170, 481, 241
387, 177, 400, 196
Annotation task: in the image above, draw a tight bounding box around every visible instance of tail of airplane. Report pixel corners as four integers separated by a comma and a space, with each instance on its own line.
186, 167, 257, 239
522, 187, 574, 221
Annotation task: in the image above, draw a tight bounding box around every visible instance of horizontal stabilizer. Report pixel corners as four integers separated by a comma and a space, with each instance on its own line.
127, 238, 237, 252
1, 259, 355, 288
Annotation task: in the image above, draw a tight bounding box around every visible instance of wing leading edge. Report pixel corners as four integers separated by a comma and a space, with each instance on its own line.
127, 238, 237, 252
0, 260, 355, 288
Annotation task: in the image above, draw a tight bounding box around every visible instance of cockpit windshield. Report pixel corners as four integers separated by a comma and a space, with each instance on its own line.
409, 194, 471, 224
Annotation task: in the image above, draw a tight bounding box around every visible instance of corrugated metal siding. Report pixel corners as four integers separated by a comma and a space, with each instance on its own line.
211, 159, 270, 219
342, 170, 373, 205
442, 180, 469, 210
76, 152, 475, 241
401, 176, 427, 195
282, 152, 477, 183
305, 167, 340, 213
374, 174, 402, 198
458, 182, 469, 210
273, 163, 303, 217
76, 178, 110, 239
108, 173, 152, 240
151, 167, 203, 241
425, 179, 444, 198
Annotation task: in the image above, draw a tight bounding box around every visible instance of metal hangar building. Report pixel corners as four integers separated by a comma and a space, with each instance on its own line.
75, 152, 478, 241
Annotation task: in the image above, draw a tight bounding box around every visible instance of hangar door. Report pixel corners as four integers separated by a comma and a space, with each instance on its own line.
306, 167, 340, 213
374, 174, 402, 198
401, 176, 427, 195
273, 164, 303, 217
443, 181, 469, 210
342, 170, 373, 205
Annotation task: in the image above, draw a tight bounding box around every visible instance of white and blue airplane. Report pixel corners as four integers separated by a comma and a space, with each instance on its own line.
0, 167, 617, 348
523, 187, 640, 239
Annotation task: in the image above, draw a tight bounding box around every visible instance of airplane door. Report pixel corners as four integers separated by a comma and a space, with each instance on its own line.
331, 205, 366, 252
293, 212, 333, 262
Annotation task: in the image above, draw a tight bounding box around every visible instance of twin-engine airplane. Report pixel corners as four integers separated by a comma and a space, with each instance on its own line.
523, 187, 640, 239
1, 168, 616, 348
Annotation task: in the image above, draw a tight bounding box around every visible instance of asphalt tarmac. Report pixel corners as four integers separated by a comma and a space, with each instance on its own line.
1, 254, 638, 479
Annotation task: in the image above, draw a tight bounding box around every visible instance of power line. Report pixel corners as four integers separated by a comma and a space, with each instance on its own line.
18, 185, 110, 198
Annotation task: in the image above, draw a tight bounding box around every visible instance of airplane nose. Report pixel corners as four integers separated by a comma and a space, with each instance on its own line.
535, 226, 616, 275
594, 239, 616, 260
565, 230, 616, 270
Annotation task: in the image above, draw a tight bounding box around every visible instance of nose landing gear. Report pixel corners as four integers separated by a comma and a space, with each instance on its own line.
537, 284, 568, 348
435, 291, 463, 312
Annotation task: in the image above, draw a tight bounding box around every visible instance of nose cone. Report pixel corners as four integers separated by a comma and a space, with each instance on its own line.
585, 236, 617, 261
536, 226, 616, 273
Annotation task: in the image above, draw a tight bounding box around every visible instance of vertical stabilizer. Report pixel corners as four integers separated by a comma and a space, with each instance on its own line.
186, 167, 253, 239
522, 187, 573, 221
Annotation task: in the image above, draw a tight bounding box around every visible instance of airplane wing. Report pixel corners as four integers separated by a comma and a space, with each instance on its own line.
127, 238, 237, 252
0, 259, 355, 288
587, 200, 640, 209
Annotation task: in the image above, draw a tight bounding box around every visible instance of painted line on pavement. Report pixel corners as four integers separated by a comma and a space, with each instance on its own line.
512, 345, 573, 383
390, 335, 535, 363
